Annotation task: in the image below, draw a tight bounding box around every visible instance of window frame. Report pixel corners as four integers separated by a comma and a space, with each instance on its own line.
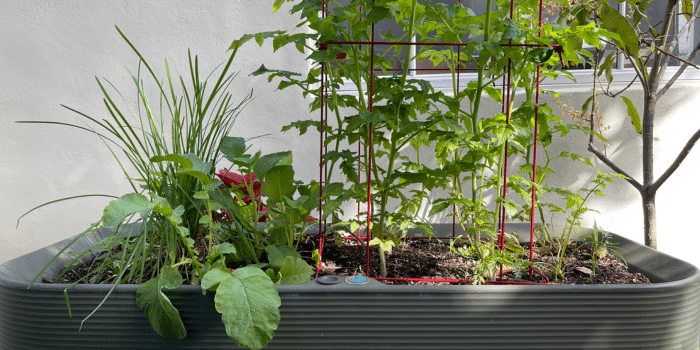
331, 1, 700, 93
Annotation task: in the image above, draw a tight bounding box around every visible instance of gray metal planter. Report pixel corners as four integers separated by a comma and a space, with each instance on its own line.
1, 225, 699, 350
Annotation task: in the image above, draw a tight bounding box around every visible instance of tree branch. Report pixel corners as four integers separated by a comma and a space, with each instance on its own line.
588, 143, 644, 192
658, 40, 700, 99
650, 126, 700, 193
623, 51, 650, 95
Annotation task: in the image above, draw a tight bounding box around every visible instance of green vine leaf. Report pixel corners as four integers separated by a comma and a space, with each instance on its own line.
135, 266, 186, 340
620, 96, 642, 134
214, 267, 281, 350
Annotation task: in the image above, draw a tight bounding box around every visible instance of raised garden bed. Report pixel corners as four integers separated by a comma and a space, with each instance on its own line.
2, 224, 699, 350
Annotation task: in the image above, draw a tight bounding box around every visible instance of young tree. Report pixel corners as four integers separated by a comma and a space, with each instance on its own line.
564, 0, 700, 248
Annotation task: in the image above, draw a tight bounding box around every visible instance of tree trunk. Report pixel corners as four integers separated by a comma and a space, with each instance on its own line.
642, 191, 657, 249
642, 86, 657, 249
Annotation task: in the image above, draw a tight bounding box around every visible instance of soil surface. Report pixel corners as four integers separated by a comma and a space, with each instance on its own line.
55, 236, 650, 286
299, 237, 650, 285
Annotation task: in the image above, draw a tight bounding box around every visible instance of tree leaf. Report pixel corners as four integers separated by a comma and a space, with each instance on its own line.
599, 3, 639, 56
620, 96, 642, 133
135, 266, 186, 340
272, 0, 286, 12
682, 0, 693, 21
581, 95, 594, 115
214, 267, 281, 350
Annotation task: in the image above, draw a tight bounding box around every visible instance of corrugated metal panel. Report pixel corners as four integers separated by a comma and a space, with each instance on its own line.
1, 229, 699, 350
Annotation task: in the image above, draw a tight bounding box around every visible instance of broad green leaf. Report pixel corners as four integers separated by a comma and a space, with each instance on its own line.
102, 193, 152, 228
220, 136, 247, 159
201, 268, 233, 292
276, 256, 314, 285
261, 165, 296, 202
214, 267, 281, 350
265, 245, 302, 270
212, 243, 237, 256
599, 3, 639, 56
620, 96, 642, 133
253, 151, 292, 179
135, 266, 186, 340
150, 153, 212, 185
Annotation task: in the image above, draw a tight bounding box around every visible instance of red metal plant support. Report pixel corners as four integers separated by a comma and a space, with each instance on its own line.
316, 0, 549, 285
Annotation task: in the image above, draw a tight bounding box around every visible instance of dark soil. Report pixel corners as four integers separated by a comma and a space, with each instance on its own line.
54, 236, 650, 286
299, 237, 650, 285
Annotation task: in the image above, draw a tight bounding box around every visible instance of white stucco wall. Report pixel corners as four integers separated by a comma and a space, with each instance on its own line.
2, 1, 700, 269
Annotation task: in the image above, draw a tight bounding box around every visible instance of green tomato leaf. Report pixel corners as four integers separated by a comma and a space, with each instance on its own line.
214, 267, 281, 350
367, 6, 391, 24
620, 96, 642, 133
276, 256, 314, 285
135, 266, 186, 340
483, 85, 503, 103
501, 18, 526, 40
